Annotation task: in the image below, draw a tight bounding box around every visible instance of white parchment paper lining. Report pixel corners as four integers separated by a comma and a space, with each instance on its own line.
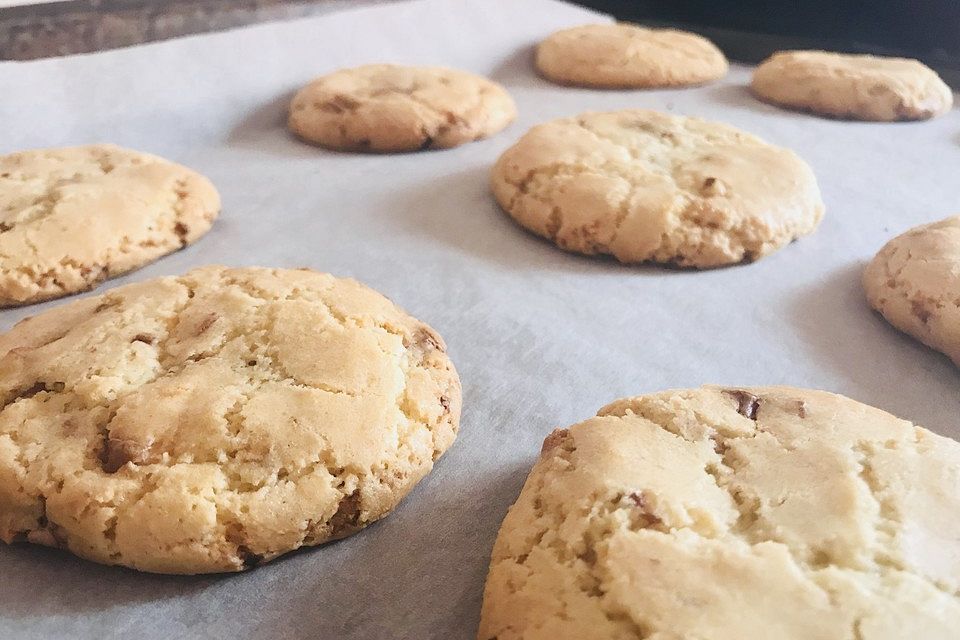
1, 1, 958, 637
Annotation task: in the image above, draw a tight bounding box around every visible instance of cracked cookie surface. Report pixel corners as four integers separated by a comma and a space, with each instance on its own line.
0, 265, 461, 574
863, 215, 960, 367
536, 23, 728, 88
478, 386, 960, 640
0, 144, 220, 307
288, 64, 516, 152
491, 110, 824, 268
751, 51, 953, 121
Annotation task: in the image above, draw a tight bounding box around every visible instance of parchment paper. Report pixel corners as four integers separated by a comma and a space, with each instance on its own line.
1, 1, 959, 638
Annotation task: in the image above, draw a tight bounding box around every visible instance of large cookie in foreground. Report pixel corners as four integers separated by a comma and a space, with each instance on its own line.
0, 266, 461, 574
479, 386, 960, 639
0, 144, 220, 307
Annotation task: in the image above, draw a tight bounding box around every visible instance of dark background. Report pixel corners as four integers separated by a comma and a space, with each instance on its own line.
575, 0, 960, 86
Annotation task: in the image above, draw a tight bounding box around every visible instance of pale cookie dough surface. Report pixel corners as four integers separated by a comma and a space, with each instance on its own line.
288, 64, 517, 152
0, 265, 461, 574
491, 110, 824, 268
863, 215, 960, 367
536, 23, 728, 88
751, 51, 954, 121
479, 386, 960, 640
0, 145, 220, 307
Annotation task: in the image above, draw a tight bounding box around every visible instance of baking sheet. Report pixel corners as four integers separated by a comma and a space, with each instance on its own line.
1, 0, 959, 637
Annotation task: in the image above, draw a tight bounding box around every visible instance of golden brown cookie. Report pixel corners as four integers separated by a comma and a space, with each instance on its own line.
863, 215, 960, 366
536, 23, 728, 88
0, 266, 461, 574
479, 386, 960, 640
288, 64, 516, 152
751, 51, 953, 121
0, 144, 220, 307
491, 110, 824, 267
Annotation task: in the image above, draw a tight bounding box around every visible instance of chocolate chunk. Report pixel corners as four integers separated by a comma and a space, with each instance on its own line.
79, 264, 108, 283
224, 524, 263, 568
711, 436, 729, 455
540, 428, 570, 455
15, 382, 46, 400
701, 176, 729, 197
174, 222, 190, 245
627, 491, 663, 527
100, 437, 151, 473
911, 299, 932, 324
407, 327, 444, 363
725, 390, 761, 420
103, 516, 118, 542
413, 327, 442, 352
194, 312, 219, 335
237, 546, 264, 569
329, 491, 362, 539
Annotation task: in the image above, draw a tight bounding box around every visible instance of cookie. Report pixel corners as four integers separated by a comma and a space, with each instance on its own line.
0, 266, 461, 574
863, 215, 960, 366
0, 144, 220, 307
751, 51, 953, 121
288, 64, 516, 152
536, 23, 728, 88
491, 110, 824, 267
479, 386, 960, 640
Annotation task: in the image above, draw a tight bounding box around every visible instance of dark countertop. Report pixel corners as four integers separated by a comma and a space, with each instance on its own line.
0, 0, 394, 60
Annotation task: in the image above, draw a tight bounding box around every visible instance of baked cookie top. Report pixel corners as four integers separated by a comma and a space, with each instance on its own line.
751, 50, 954, 121
0, 266, 461, 574
479, 386, 960, 640
491, 109, 824, 268
536, 23, 728, 88
863, 215, 960, 366
288, 64, 516, 152
0, 144, 220, 307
